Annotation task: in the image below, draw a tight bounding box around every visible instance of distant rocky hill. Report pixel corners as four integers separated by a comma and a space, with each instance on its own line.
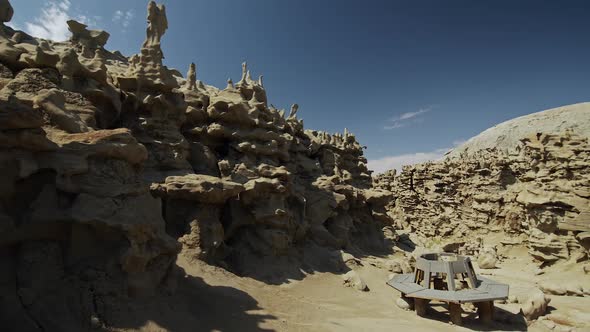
376, 104, 590, 268
0, 1, 394, 330
447, 102, 590, 158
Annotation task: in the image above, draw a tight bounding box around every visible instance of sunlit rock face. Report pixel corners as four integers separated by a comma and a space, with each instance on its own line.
0, 0, 394, 330
375, 109, 590, 267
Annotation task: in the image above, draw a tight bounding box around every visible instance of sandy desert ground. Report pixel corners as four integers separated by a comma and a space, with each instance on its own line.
107, 235, 590, 332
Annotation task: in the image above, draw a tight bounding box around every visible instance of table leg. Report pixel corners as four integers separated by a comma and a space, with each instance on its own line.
400, 293, 415, 310
415, 298, 428, 317
476, 301, 494, 324
449, 302, 463, 325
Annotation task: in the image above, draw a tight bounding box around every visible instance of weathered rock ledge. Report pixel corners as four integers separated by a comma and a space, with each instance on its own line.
376, 128, 590, 268
0, 1, 394, 330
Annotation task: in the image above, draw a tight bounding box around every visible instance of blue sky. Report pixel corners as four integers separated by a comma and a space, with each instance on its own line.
7, 0, 590, 172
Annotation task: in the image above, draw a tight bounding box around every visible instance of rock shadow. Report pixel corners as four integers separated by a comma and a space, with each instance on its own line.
220, 240, 393, 286
395, 233, 416, 252
107, 265, 277, 332
417, 302, 528, 331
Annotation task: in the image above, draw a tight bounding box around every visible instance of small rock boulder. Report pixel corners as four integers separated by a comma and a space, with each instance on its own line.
521, 289, 551, 321
477, 246, 498, 269
385, 260, 403, 274
396, 297, 413, 310
342, 271, 369, 292
400, 260, 413, 274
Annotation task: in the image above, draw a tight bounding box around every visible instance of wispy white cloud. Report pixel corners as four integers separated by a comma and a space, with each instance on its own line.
113, 9, 135, 28
113, 10, 125, 22
368, 139, 465, 174
24, 0, 71, 41
383, 122, 406, 130
384, 107, 431, 130
368, 149, 446, 174
77, 14, 102, 28
395, 109, 429, 121
113, 10, 124, 21
22, 0, 100, 41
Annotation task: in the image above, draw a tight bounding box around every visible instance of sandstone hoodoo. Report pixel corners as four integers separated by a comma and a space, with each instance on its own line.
0, 1, 394, 330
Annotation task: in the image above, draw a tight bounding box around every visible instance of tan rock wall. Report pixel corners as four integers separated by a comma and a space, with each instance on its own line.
375, 131, 590, 265
0, 1, 393, 330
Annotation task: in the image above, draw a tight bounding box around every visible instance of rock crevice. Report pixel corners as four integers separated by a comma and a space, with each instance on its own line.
0, 1, 393, 330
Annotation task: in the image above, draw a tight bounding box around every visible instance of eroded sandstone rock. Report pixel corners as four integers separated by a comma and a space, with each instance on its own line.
521, 290, 551, 321
0, 1, 395, 330
342, 270, 369, 291
375, 129, 590, 267
67, 20, 110, 51
0, 0, 13, 23
151, 174, 244, 204
477, 246, 498, 269
539, 281, 586, 297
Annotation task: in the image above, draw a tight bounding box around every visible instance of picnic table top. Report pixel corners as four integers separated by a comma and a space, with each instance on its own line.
386, 273, 509, 304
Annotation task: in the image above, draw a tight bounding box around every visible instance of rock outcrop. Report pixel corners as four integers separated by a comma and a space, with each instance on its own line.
170, 58, 394, 262
0, 1, 393, 330
447, 102, 590, 158
375, 117, 590, 267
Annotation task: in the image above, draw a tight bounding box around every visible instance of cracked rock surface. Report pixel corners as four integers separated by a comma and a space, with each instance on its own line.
0, 1, 394, 330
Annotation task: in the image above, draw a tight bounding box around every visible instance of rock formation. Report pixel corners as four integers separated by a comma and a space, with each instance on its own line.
342, 270, 369, 291
0, 0, 13, 24
447, 102, 590, 158
521, 289, 551, 321
6, 0, 587, 329
0, 1, 393, 330
186, 62, 196, 91
375, 115, 590, 268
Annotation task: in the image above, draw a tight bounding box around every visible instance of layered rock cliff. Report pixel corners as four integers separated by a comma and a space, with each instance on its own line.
375, 108, 590, 267
0, 1, 393, 330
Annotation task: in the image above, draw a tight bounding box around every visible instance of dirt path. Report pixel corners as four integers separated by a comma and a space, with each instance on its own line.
111, 246, 589, 332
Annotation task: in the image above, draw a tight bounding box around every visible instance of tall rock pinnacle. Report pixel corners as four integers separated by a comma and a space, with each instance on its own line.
142, 1, 168, 48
